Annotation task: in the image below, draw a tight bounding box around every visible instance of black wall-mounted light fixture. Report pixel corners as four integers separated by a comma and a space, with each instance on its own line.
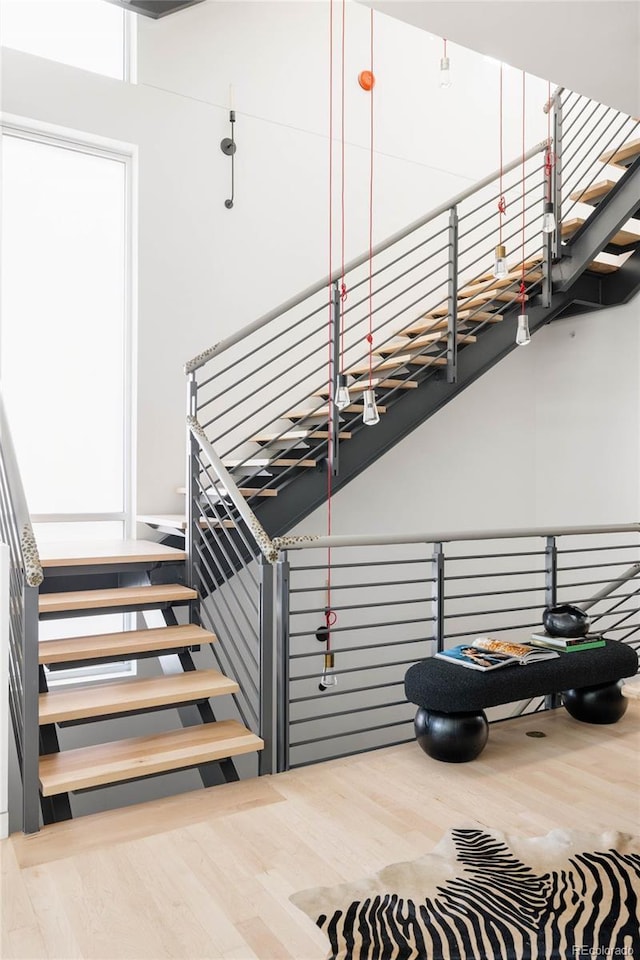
220, 110, 236, 209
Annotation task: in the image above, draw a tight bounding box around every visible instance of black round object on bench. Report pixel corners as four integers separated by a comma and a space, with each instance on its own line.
543, 603, 590, 638
405, 639, 637, 762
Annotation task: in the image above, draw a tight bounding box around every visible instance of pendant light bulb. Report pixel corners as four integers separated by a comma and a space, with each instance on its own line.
362, 388, 380, 426
439, 55, 451, 88
493, 244, 508, 279
516, 313, 531, 346
319, 652, 338, 691
542, 200, 556, 235
335, 374, 351, 412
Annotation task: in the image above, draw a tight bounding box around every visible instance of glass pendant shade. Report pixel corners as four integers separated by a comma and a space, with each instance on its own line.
335, 374, 351, 411
516, 313, 531, 346
439, 56, 451, 88
362, 388, 380, 425
493, 244, 508, 279
542, 200, 556, 234
319, 652, 338, 691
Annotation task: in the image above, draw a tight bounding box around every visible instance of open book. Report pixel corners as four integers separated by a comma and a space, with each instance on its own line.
435, 637, 560, 672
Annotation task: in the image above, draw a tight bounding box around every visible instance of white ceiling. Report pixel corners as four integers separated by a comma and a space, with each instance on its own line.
358, 1, 640, 117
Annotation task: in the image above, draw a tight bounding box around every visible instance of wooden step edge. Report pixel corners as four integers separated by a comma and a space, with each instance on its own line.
137, 515, 234, 531
285, 404, 387, 418
39, 668, 239, 724
40, 540, 187, 569
562, 218, 640, 247
599, 139, 640, 168
223, 458, 317, 469
314, 378, 418, 396
401, 313, 502, 337
252, 431, 352, 443
459, 271, 543, 299
379, 333, 476, 354
569, 180, 617, 205
39, 624, 216, 665
347, 355, 447, 376
38, 584, 198, 616
174, 485, 277, 497
39, 721, 263, 796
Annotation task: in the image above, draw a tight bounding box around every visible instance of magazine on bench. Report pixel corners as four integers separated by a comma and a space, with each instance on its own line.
435, 637, 560, 671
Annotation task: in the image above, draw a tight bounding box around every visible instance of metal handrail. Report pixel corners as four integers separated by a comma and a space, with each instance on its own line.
185, 140, 548, 373
0, 399, 43, 587
274, 523, 640, 552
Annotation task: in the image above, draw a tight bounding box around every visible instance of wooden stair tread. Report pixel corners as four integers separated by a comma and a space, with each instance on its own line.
223, 458, 317, 469
380, 333, 476, 354
569, 180, 617, 205
347, 355, 447, 376
253, 430, 351, 443
137, 515, 234, 531
39, 540, 186, 568
315, 378, 418, 396
458, 271, 543, 299
586, 260, 621, 275
39, 721, 263, 796
39, 584, 197, 615
562, 218, 640, 247
472, 258, 542, 284
284, 404, 387, 418
39, 624, 215, 665
39, 668, 238, 724
599, 139, 640, 169
430, 292, 520, 316
401, 312, 501, 337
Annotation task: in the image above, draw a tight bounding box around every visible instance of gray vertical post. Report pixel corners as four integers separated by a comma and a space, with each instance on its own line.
331, 281, 341, 477
432, 542, 445, 653
275, 552, 290, 773
258, 556, 276, 776
186, 376, 200, 624
544, 535, 560, 709
22, 584, 40, 834
552, 95, 563, 261
447, 207, 458, 384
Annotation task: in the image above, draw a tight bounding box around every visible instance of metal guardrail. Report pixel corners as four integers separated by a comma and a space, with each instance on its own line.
275, 526, 640, 770
0, 393, 42, 834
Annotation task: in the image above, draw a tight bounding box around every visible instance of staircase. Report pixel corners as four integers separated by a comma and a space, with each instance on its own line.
5, 86, 640, 833
36, 540, 263, 823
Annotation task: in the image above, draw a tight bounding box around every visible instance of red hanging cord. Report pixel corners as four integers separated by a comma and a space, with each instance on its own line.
326, 0, 334, 638
521, 71, 526, 307
367, 9, 374, 385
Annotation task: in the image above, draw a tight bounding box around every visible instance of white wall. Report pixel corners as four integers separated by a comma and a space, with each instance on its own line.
361, 1, 640, 118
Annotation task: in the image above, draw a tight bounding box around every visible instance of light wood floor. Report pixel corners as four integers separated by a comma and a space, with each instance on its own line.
3, 706, 640, 960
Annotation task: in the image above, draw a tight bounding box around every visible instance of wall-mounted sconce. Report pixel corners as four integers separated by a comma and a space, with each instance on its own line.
220, 110, 236, 209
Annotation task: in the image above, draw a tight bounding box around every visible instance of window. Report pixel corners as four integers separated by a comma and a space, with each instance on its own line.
0, 0, 131, 81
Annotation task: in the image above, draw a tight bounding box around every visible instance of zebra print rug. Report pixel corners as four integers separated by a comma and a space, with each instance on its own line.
291, 827, 640, 959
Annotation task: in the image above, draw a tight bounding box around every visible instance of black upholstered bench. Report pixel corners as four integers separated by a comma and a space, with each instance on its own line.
405, 639, 638, 762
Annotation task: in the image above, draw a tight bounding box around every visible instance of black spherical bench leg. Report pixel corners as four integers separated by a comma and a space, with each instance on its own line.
414, 708, 489, 762
563, 680, 629, 724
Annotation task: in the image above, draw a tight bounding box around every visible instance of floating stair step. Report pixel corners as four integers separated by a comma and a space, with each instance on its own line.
401, 312, 501, 337
252, 429, 351, 444
599, 138, 640, 169
586, 260, 621, 275
39, 668, 238, 724
39, 624, 215, 666
137, 515, 234, 531
39, 721, 263, 796
315, 378, 418, 397
175, 484, 277, 497
458, 271, 543, 299
463, 290, 528, 310
379, 332, 476, 355
39, 584, 197, 616
569, 180, 617, 206
561, 218, 640, 248
284, 403, 387, 419
347, 355, 447, 376
223, 458, 317, 469
39, 540, 187, 568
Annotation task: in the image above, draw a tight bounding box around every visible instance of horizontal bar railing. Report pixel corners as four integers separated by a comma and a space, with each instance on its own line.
0, 394, 42, 834
276, 526, 640, 769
